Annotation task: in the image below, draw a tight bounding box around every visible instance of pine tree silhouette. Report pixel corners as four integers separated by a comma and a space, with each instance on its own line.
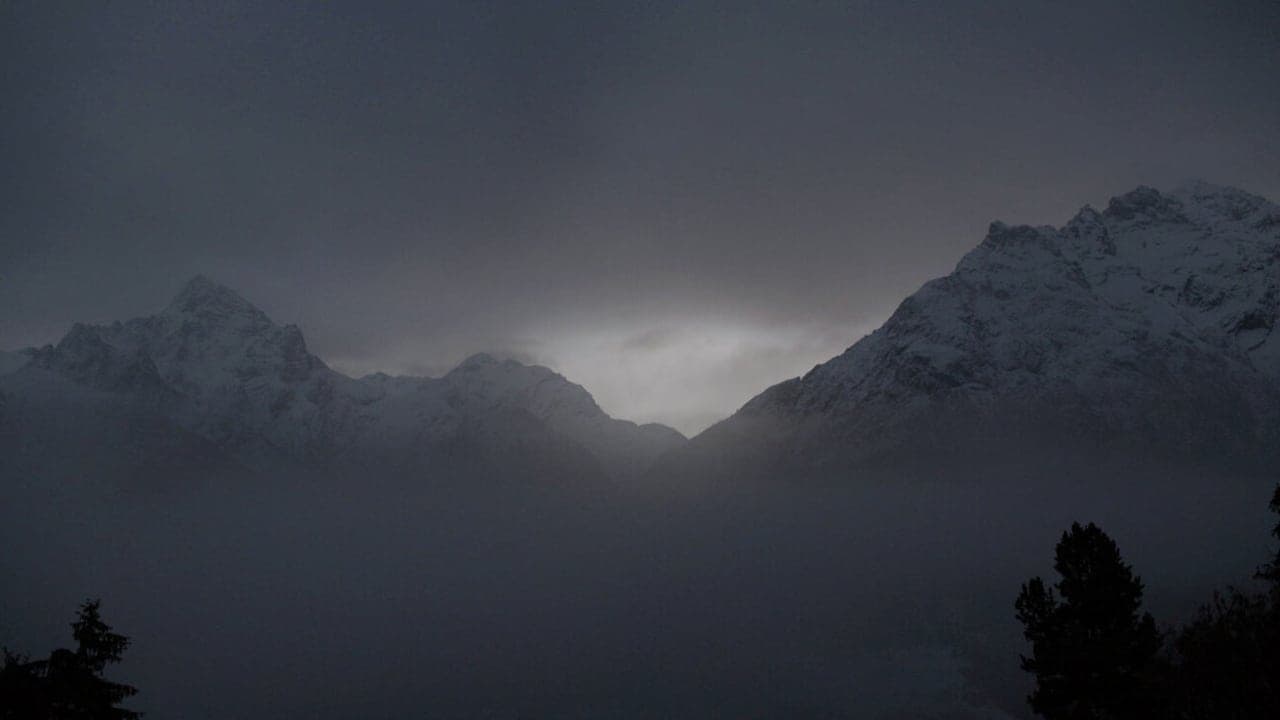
1015, 522, 1162, 719
0, 599, 139, 720
1170, 482, 1280, 718
1256, 483, 1280, 587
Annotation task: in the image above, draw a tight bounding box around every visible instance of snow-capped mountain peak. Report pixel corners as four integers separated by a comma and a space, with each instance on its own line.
445, 353, 606, 420
7, 278, 685, 478
454, 352, 502, 370
698, 182, 1280, 475
164, 274, 271, 327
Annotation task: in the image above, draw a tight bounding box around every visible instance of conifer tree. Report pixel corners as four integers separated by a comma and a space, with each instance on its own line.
1015, 522, 1162, 719
64, 599, 140, 719
1256, 483, 1280, 587
0, 600, 139, 720
1170, 483, 1280, 718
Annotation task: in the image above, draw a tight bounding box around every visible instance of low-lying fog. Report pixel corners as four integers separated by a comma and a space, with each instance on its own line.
1, 461, 1272, 719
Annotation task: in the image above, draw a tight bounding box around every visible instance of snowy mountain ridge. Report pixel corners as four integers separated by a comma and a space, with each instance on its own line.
6, 182, 1276, 483
697, 182, 1280, 473
4, 277, 684, 479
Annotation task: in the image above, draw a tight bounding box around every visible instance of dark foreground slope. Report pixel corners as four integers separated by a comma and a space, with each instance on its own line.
2, 454, 1271, 719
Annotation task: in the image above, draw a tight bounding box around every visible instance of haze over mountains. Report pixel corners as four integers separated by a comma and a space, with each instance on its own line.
2, 182, 1278, 719
5, 182, 1276, 489
5, 0, 1279, 715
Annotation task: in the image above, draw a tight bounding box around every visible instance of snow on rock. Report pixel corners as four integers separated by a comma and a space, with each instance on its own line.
440, 353, 687, 478
714, 182, 1280, 472
10, 276, 685, 479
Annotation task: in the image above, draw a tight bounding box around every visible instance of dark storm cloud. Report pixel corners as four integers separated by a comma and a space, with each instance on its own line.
2, 1, 1278, 432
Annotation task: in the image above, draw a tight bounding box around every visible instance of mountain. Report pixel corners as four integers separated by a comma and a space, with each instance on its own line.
0, 276, 685, 482
7, 182, 1275, 489
667, 182, 1280, 481
431, 353, 686, 479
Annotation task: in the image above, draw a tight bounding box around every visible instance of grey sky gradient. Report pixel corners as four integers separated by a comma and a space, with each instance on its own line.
2, 1, 1278, 434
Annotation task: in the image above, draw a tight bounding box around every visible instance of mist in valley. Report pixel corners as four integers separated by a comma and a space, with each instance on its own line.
4, 2, 1279, 717
3, 450, 1273, 718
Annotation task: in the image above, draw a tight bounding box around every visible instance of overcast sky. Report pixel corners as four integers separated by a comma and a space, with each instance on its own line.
2, 1, 1277, 434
